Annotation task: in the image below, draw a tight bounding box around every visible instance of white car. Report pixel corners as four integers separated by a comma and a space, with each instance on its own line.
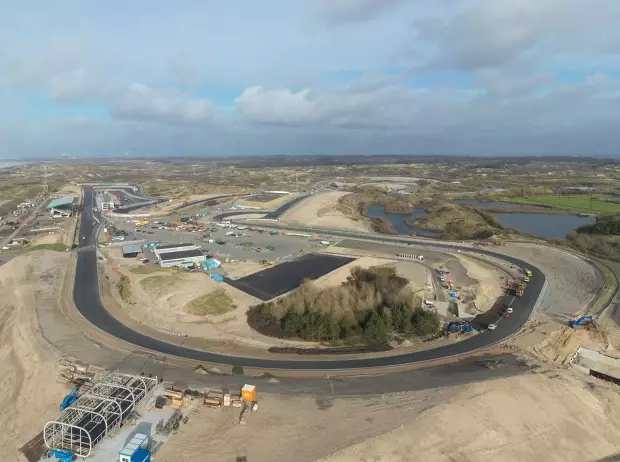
488, 323, 497, 331
506, 307, 513, 314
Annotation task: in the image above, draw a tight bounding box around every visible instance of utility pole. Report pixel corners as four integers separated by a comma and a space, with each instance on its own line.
42, 164, 49, 197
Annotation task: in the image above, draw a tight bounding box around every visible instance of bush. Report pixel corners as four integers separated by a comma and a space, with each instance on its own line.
410, 308, 441, 337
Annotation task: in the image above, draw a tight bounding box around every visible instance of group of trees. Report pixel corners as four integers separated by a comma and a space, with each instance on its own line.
247, 267, 441, 345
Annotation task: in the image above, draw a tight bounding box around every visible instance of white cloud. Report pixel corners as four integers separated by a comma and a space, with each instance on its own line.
110, 84, 215, 124
314, 0, 408, 25
412, 0, 620, 71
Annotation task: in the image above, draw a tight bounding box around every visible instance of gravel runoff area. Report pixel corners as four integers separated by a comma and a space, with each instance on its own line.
225, 253, 355, 300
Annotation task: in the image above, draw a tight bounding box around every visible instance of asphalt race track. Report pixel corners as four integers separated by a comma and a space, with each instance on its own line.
225, 253, 354, 300
75, 186, 546, 371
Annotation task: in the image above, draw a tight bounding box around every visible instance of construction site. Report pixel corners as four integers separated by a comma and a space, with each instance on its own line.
3, 171, 620, 462
25, 358, 262, 462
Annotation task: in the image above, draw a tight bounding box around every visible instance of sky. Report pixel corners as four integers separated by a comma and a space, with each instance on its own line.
1, 0, 619, 159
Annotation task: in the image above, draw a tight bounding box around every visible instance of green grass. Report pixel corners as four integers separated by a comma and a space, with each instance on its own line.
185, 289, 237, 316
139, 273, 186, 296
118, 276, 132, 301
129, 265, 169, 275
501, 195, 620, 214
369, 265, 397, 276
11, 243, 70, 253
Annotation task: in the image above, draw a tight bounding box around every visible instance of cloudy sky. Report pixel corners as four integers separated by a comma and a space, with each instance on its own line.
1, 0, 619, 158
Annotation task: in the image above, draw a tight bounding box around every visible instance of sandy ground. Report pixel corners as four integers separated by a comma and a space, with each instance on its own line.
104, 248, 311, 349
281, 191, 370, 232
501, 243, 601, 320
153, 368, 620, 462
312, 257, 394, 289
319, 371, 620, 462
326, 245, 503, 314
0, 251, 70, 460
455, 255, 506, 314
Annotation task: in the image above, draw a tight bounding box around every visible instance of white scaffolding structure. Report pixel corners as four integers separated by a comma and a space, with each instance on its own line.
44, 372, 158, 458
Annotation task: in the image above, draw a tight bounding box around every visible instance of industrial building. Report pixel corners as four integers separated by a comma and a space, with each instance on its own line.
122, 243, 143, 258
157, 249, 205, 268
47, 196, 76, 217
154, 243, 199, 254
43, 372, 158, 458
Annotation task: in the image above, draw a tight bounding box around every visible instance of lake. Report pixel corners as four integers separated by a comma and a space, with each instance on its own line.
368, 203, 595, 240
367, 204, 438, 237
491, 213, 595, 239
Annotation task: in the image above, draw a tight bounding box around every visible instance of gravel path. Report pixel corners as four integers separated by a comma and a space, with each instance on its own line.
501, 243, 603, 320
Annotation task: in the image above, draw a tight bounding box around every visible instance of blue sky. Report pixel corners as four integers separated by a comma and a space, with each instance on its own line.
1, 0, 620, 158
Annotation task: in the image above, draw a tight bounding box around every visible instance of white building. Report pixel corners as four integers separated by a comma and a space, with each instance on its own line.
157, 249, 206, 268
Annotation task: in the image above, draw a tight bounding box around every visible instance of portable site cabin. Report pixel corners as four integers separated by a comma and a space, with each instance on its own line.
242, 384, 256, 402
119, 433, 150, 462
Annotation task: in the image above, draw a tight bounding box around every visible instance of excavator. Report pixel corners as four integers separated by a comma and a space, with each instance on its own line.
60, 385, 80, 410
569, 315, 596, 329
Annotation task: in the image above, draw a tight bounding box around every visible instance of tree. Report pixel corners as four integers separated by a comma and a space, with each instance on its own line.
411, 308, 440, 337
362, 311, 388, 344
389, 303, 413, 333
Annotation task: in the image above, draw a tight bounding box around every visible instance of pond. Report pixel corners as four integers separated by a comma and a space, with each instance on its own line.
367, 204, 438, 237
491, 213, 595, 239
368, 203, 596, 240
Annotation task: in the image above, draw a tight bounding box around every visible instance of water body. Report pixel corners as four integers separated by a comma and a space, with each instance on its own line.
492, 213, 595, 239
450, 199, 546, 209
0, 161, 25, 169
368, 203, 594, 240
367, 204, 438, 237
451, 199, 595, 238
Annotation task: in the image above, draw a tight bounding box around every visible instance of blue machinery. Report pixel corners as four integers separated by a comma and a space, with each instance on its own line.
569, 315, 596, 328
60, 386, 80, 411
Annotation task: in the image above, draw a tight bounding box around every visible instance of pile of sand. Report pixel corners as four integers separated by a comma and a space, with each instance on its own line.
0, 251, 69, 458
280, 191, 370, 232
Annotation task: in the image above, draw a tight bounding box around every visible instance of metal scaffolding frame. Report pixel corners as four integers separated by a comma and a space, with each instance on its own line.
44, 372, 158, 458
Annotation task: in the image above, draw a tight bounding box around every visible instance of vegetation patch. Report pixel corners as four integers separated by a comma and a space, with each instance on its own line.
139, 273, 187, 297
117, 276, 132, 301
247, 267, 439, 345
13, 243, 69, 253
185, 289, 237, 316
129, 265, 170, 275
407, 204, 502, 240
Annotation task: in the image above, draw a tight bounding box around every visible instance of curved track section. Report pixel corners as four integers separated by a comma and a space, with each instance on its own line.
76, 186, 545, 370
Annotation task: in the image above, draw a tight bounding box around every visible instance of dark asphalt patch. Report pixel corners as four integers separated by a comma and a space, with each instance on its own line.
225, 253, 354, 300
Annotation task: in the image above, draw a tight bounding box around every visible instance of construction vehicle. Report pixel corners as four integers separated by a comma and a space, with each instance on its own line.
516, 283, 525, 297
60, 385, 80, 410
505, 281, 525, 297
445, 322, 473, 333
569, 315, 596, 329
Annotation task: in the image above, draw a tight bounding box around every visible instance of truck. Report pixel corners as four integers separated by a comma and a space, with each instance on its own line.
516, 283, 525, 297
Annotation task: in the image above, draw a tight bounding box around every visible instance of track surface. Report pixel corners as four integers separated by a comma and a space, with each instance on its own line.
225, 253, 354, 300
75, 186, 545, 370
